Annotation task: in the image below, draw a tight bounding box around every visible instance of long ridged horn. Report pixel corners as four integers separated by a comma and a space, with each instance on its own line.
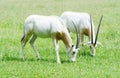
94, 15, 103, 46
90, 15, 93, 44
72, 21, 80, 49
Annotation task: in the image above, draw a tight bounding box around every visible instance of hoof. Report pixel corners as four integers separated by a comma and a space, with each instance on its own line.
57, 61, 61, 64
20, 58, 24, 61
57, 62, 61, 64
37, 58, 40, 61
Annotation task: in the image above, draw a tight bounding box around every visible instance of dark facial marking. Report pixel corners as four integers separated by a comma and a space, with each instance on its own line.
73, 51, 75, 55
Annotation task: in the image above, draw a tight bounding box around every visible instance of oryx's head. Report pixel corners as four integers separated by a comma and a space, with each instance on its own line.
68, 21, 80, 62
90, 15, 103, 56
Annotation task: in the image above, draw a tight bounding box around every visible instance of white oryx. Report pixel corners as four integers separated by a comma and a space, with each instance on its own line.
61, 11, 103, 56
21, 15, 79, 64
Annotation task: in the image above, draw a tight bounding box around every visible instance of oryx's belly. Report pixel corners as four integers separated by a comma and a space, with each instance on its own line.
34, 31, 51, 38
33, 26, 51, 38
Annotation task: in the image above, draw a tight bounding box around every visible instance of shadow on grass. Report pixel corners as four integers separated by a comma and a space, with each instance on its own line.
1, 56, 20, 61
1, 55, 37, 62
78, 49, 92, 57
40, 58, 70, 64
61, 60, 71, 64
1, 56, 71, 64
1, 50, 92, 63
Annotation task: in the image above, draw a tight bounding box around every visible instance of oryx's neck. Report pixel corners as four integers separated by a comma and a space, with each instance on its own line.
61, 32, 73, 51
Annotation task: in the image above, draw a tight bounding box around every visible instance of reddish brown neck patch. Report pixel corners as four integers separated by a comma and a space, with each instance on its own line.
55, 32, 71, 49
82, 28, 90, 36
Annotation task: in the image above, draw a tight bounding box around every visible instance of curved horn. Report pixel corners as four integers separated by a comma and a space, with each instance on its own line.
94, 15, 103, 46
90, 15, 93, 44
72, 21, 80, 49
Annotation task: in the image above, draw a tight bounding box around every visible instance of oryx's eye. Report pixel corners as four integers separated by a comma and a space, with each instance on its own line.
72, 45, 74, 47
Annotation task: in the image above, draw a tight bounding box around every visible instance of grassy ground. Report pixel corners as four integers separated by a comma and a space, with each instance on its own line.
0, 0, 120, 78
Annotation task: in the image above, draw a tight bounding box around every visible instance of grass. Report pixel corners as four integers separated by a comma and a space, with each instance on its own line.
0, 0, 120, 78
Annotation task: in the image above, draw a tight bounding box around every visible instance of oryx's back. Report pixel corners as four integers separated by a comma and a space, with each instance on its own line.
61, 11, 91, 33
24, 15, 66, 38
61, 11, 90, 20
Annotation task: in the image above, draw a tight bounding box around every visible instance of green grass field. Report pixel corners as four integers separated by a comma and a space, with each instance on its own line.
0, 0, 120, 78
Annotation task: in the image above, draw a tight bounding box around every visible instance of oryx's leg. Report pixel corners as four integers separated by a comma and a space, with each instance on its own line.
21, 33, 32, 61
29, 35, 40, 60
80, 33, 84, 46
52, 36, 61, 64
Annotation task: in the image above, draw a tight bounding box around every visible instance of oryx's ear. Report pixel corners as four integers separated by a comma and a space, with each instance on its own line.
96, 42, 103, 47
84, 41, 92, 46
77, 48, 80, 51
